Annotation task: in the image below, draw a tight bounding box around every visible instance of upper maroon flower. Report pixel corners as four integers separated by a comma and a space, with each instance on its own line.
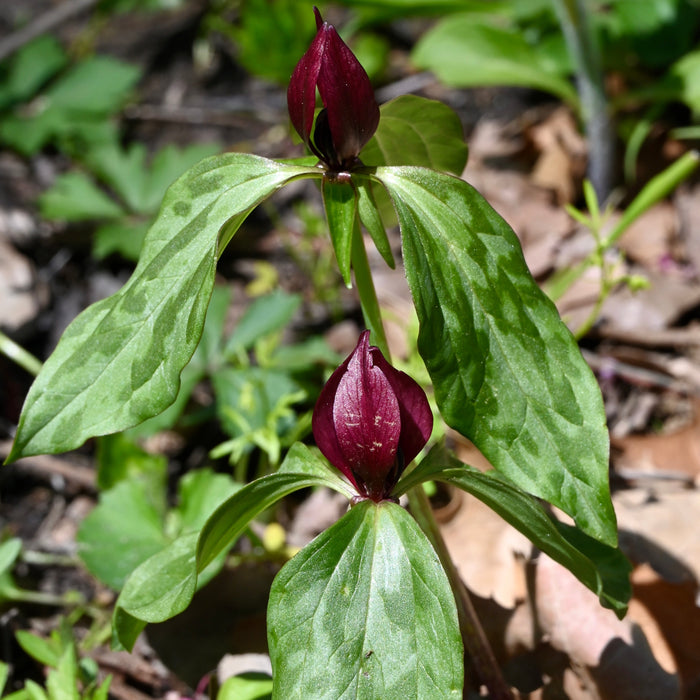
312, 331, 433, 502
287, 7, 380, 171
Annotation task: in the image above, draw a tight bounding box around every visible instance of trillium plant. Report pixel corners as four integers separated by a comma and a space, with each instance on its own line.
6, 8, 631, 698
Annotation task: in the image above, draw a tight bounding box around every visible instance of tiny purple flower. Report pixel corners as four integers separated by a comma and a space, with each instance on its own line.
287, 7, 380, 171
312, 331, 433, 502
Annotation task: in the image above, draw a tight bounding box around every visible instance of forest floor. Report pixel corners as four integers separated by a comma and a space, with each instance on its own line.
1, 2, 699, 699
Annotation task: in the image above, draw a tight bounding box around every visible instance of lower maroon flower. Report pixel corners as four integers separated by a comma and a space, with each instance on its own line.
312, 331, 433, 502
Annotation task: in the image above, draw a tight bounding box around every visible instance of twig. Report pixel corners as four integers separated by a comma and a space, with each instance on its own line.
0, 440, 96, 491
0, 0, 100, 63
0, 330, 42, 376
594, 324, 700, 348
123, 103, 281, 127
582, 348, 700, 396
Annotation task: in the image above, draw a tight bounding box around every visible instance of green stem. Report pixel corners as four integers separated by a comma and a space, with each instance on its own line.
3, 586, 82, 607
407, 487, 514, 699
350, 219, 390, 357
545, 150, 700, 302
551, 0, 613, 202
0, 330, 42, 376
350, 235, 511, 697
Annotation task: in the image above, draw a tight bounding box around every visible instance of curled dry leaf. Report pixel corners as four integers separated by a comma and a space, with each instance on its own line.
528, 107, 587, 204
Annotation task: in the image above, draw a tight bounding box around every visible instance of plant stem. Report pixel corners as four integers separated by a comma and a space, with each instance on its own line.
0, 331, 42, 376
545, 150, 700, 302
406, 487, 514, 699
350, 236, 511, 697
551, 0, 613, 202
350, 219, 390, 357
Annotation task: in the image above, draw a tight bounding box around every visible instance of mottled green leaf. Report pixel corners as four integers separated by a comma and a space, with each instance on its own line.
7, 155, 316, 461
377, 166, 616, 546
268, 500, 463, 699
397, 444, 630, 616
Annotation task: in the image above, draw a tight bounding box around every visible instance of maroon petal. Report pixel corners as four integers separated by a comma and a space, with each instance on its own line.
314, 20, 379, 164
286, 12, 326, 148
373, 352, 433, 465
312, 351, 359, 490
332, 332, 400, 484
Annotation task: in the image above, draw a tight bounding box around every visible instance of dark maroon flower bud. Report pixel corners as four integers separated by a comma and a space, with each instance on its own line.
287, 7, 380, 171
312, 331, 433, 502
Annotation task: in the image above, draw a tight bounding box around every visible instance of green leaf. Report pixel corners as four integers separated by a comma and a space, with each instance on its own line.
115, 532, 198, 625
85, 142, 220, 215
397, 444, 630, 616
38, 172, 125, 222
85, 142, 149, 213
277, 442, 354, 499
90, 675, 112, 700
7, 154, 316, 461
0, 36, 67, 110
197, 471, 342, 572
0, 660, 8, 696
225, 289, 302, 355
95, 431, 168, 492
377, 166, 616, 546
25, 680, 49, 700
269, 336, 341, 372
175, 468, 241, 533
604, 0, 699, 69
356, 180, 394, 269
360, 95, 468, 175
662, 49, 700, 114
412, 16, 578, 106
142, 143, 221, 212
211, 367, 302, 440
231, 0, 317, 85
46, 647, 79, 700
268, 500, 463, 699
322, 179, 357, 287
114, 466, 335, 650
15, 630, 61, 668
77, 480, 167, 590
0, 538, 21, 577
335, 0, 508, 17
218, 674, 273, 700
93, 220, 150, 262
0, 56, 139, 155
45, 56, 140, 115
